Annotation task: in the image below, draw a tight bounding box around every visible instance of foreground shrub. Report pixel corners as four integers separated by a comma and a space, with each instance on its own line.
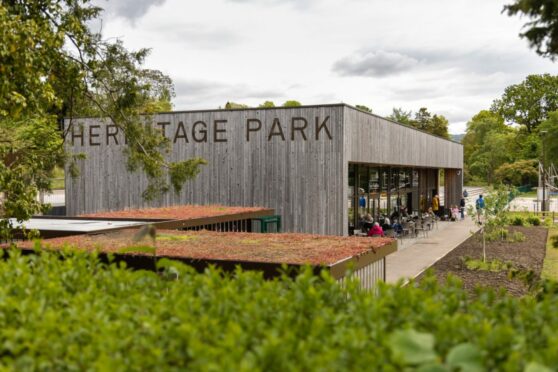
1, 249, 558, 370
511, 216, 526, 226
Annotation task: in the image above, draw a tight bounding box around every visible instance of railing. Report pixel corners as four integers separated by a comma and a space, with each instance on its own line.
331, 240, 397, 291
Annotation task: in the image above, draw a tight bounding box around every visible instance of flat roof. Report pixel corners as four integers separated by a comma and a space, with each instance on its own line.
9, 218, 146, 233
16, 229, 395, 266
80, 205, 271, 220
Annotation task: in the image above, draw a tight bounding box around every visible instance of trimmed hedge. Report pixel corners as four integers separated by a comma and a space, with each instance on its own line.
1, 249, 558, 371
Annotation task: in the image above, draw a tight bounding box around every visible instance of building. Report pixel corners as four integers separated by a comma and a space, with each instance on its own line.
64, 104, 463, 236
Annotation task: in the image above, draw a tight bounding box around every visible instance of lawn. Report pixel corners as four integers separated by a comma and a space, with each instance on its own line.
542, 225, 558, 281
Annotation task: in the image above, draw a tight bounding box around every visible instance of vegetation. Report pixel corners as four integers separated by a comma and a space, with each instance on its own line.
464, 258, 513, 272
542, 226, 558, 280
258, 101, 276, 108
355, 105, 372, 113
0, 0, 205, 235
387, 107, 450, 139
463, 74, 558, 186
282, 100, 302, 107
504, 0, 558, 60
1, 249, 558, 370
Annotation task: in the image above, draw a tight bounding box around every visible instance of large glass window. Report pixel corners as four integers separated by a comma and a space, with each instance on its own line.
348, 164, 356, 233
348, 164, 439, 234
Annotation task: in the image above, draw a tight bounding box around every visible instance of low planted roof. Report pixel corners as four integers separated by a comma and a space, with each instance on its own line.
17, 229, 395, 266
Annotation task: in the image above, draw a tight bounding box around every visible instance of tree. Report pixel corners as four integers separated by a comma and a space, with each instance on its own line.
491, 74, 558, 133
504, 0, 558, 60
462, 111, 515, 184
539, 110, 558, 167
429, 115, 450, 139
224, 102, 249, 109
388, 108, 413, 125
355, 105, 372, 113
0, 1, 205, 234
413, 107, 432, 131
494, 159, 539, 186
282, 100, 301, 107
258, 101, 275, 108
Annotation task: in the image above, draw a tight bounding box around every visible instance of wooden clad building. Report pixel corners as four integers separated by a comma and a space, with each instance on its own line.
64, 104, 463, 236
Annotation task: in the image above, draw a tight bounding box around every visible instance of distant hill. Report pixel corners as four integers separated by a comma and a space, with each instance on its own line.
451, 133, 465, 143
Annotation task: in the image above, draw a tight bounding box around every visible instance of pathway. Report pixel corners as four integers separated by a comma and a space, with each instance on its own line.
385, 217, 479, 284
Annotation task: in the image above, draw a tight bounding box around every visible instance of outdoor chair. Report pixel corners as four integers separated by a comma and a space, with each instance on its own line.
414, 220, 428, 238
401, 221, 413, 237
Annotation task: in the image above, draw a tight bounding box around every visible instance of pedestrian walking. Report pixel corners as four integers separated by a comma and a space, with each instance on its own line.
459, 197, 466, 220
475, 194, 485, 223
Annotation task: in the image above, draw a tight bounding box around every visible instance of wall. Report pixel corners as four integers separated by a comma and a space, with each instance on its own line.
65, 105, 346, 235
343, 107, 463, 169
341, 107, 463, 234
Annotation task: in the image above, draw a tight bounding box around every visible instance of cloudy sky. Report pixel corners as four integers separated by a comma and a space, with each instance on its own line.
96, 0, 558, 133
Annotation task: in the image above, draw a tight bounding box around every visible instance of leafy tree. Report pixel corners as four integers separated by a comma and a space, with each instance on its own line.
539, 110, 558, 167
388, 108, 413, 125
0, 0, 205, 233
491, 74, 558, 133
462, 111, 511, 183
466, 187, 516, 261
413, 107, 432, 131
388, 107, 450, 139
469, 132, 515, 184
430, 114, 450, 139
495, 159, 539, 186
504, 0, 558, 60
282, 100, 302, 107
258, 101, 275, 108
355, 105, 372, 113
224, 102, 249, 109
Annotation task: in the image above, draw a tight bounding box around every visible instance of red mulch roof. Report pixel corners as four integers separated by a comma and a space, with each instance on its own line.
79, 205, 270, 220
16, 229, 395, 266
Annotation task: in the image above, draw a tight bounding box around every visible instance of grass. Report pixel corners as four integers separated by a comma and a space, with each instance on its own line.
518, 190, 537, 197
542, 225, 558, 281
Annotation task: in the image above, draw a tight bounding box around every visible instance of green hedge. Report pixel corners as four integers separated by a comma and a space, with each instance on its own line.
1, 249, 558, 371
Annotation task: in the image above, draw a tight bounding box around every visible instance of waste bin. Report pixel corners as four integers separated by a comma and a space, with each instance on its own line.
252, 215, 282, 233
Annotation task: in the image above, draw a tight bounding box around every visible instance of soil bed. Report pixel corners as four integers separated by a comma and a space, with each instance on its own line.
418, 226, 548, 296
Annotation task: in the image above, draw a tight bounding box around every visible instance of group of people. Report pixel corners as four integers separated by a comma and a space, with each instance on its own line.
361, 190, 482, 238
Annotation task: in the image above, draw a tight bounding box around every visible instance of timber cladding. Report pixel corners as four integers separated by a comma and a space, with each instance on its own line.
65, 104, 464, 236
65, 105, 346, 235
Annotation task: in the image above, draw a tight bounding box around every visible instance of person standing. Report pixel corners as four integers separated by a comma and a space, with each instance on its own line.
459, 197, 466, 220
432, 194, 440, 217
475, 194, 485, 223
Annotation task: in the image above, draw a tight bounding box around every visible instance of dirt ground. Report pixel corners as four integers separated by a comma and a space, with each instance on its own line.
418, 226, 548, 297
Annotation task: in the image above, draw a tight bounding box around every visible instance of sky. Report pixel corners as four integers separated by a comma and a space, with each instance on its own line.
94, 0, 558, 134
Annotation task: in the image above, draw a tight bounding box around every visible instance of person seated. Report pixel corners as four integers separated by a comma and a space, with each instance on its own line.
392, 221, 403, 235
362, 213, 374, 232
426, 207, 436, 219
381, 215, 391, 230
451, 205, 459, 221
368, 222, 385, 237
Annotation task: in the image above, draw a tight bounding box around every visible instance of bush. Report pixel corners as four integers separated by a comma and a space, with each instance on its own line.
510, 231, 526, 242
2, 249, 558, 370
527, 216, 541, 226
511, 216, 526, 226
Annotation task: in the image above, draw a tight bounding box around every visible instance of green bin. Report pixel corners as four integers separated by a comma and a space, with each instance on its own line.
252, 215, 282, 233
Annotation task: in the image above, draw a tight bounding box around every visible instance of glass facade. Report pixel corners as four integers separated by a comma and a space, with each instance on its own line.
348, 163, 439, 235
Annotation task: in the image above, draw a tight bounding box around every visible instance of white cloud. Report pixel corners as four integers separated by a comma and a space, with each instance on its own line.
94, 0, 558, 134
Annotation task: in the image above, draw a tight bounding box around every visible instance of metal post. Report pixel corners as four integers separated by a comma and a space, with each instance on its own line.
541, 131, 548, 212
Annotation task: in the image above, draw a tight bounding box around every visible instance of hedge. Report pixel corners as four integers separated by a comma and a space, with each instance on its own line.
0, 249, 557, 371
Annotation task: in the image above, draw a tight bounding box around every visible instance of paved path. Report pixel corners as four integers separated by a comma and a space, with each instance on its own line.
385, 217, 479, 284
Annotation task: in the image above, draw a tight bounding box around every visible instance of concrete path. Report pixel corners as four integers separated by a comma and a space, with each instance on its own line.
385, 217, 479, 284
